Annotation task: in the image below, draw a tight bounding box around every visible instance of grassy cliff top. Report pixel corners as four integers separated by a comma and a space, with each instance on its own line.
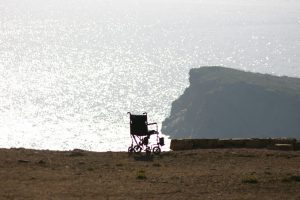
1, 148, 300, 199
189, 67, 300, 95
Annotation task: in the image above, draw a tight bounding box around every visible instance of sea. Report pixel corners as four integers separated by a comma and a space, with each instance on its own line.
0, 0, 299, 151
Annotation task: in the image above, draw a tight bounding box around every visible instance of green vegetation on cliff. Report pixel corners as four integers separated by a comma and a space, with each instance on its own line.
162, 67, 300, 139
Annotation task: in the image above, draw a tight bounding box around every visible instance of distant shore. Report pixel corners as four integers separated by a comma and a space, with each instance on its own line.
1, 148, 300, 199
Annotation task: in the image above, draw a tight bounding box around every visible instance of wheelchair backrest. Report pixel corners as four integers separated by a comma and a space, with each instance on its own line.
129, 114, 148, 136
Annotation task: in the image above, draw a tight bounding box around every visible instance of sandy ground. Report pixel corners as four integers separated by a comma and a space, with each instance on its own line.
0, 148, 300, 200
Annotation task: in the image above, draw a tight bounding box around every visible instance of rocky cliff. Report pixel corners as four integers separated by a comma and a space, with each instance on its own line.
162, 67, 300, 139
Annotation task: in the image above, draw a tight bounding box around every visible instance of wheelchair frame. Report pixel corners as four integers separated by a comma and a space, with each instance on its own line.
127, 112, 164, 155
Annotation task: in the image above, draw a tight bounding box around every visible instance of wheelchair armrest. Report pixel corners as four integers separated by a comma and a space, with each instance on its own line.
147, 122, 157, 125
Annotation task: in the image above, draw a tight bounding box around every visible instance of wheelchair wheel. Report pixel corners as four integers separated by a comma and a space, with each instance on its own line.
134, 145, 142, 153
128, 146, 134, 154
152, 146, 161, 155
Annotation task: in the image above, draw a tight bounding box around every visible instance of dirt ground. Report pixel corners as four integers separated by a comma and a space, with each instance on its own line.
1, 148, 300, 200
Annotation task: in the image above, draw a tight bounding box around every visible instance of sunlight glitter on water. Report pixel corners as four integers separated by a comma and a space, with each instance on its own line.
0, 0, 299, 151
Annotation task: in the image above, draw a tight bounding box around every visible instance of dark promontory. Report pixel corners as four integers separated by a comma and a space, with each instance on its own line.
162, 67, 300, 139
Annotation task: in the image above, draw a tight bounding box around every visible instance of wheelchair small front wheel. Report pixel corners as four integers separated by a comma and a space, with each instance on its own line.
152, 146, 161, 155
146, 147, 151, 156
134, 145, 142, 153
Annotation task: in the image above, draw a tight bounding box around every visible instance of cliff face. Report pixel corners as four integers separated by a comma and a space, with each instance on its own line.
162, 67, 300, 139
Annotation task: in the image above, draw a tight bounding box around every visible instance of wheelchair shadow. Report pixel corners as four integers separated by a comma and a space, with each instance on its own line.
133, 154, 154, 161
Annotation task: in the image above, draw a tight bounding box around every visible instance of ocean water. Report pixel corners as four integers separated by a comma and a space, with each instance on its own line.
0, 0, 299, 151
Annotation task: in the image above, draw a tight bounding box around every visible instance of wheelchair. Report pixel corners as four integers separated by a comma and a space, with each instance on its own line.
127, 112, 164, 155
